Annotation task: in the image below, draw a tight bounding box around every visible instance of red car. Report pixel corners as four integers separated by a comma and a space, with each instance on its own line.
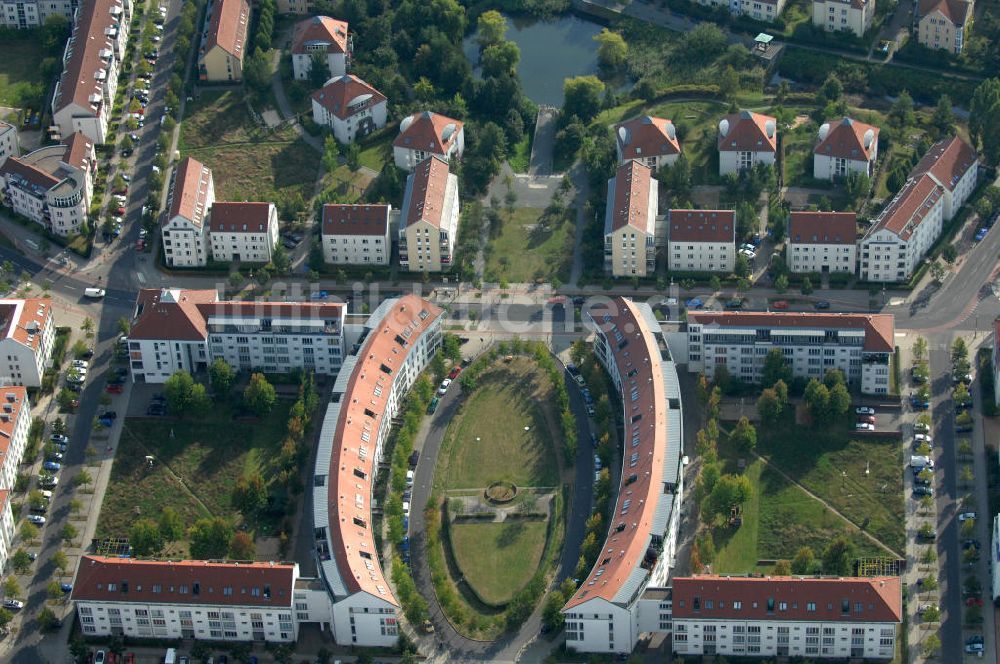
448, 367, 461, 380
106, 384, 124, 394
116, 206, 125, 215
967, 597, 984, 607
858, 415, 876, 424
772, 300, 789, 310
123, 653, 135, 664
135, 239, 145, 251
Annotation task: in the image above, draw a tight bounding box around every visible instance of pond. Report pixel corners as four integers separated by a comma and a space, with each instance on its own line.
463, 13, 609, 107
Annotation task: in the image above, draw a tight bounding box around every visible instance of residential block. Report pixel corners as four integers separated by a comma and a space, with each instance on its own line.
311, 74, 387, 144
321, 203, 391, 266
813, 117, 878, 180
604, 162, 659, 277
163, 157, 214, 268
718, 111, 777, 176
209, 202, 280, 264
786, 211, 857, 274
667, 209, 736, 274
291, 16, 350, 81
392, 111, 464, 172
615, 116, 681, 170
398, 156, 459, 273
198, 0, 249, 82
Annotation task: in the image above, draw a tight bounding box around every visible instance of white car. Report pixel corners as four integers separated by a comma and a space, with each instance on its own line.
95, 651, 107, 664
959, 512, 977, 522
402, 501, 410, 516
72, 360, 89, 369
406, 470, 414, 486
914, 422, 930, 433
26, 514, 45, 525
914, 433, 933, 444
855, 406, 875, 415
855, 422, 875, 431
2, 599, 23, 611
909, 455, 933, 469
437, 379, 451, 396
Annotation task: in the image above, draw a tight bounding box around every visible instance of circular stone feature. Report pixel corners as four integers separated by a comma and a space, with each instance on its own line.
484, 480, 517, 504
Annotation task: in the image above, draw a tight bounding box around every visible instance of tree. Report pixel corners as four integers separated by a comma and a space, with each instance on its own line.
10, 549, 31, 574
243, 373, 276, 415
729, 417, 757, 453
130, 519, 164, 556
969, 78, 1000, 165
932, 95, 955, 135
930, 262, 946, 283
476, 9, 507, 48
52, 549, 68, 573
922, 633, 941, 657
734, 253, 750, 278
61, 523, 77, 542
41, 14, 70, 52
913, 336, 928, 361
308, 53, 329, 89
233, 472, 269, 515
829, 382, 851, 418
774, 274, 789, 293
822, 536, 857, 576
20, 521, 38, 542
189, 517, 234, 559
164, 370, 196, 413
844, 171, 870, 204
230, 531, 256, 560
244, 47, 271, 92
37, 606, 58, 631
158, 507, 186, 542
3, 576, 20, 598
718, 65, 739, 99
952, 337, 969, 364
820, 73, 843, 102
73, 469, 92, 488
47, 580, 63, 600
890, 90, 915, 129
594, 29, 627, 70
757, 388, 783, 424
481, 41, 520, 77
804, 379, 830, 424
761, 348, 791, 387
791, 546, 816, 574
773, 559, 791, 575
562, 76, 605, 123
708, 474, 753, 518
801, 276, 814, 295
209, 359, 236, 398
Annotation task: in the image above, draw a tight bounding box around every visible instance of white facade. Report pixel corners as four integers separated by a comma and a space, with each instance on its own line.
670, 241, 735, 273
858, 176, 944, 283
697, 0, 787, 21
674, 617, 897, 658
0, 389, 31, 492
293, 51, 348, 81
786, 212, 857, 274
311, 94, 387, 145
392, 112, 464, 172
76, 601, 298, 642
812, 118, 879, 181
719, 148, 775, 176
993, 514, 1000, 603
398, 158, 460, 273
686, 312, 894, 395
811, 0, 873, 36
0, 143, 94, 237
667, 210, 736, 274
163, 158, 214, 268
0, 0, 75, 28
209, 203, 280, 264
789, 240, 856, 273
0, 492, 13, 576
0, 299, 55, 388
321, 204, 391, 266
162, 215, 210, 267
0, 123, 18, 168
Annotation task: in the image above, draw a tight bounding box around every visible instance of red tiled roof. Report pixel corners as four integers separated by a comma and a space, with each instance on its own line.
866, 174, 942, 241
668, 209, 735, 243
0, 157, 60, 191
564, 298, 671, 610
919, 0, 972, 25
291, 16, 349, 55
311, 75, 386, 121
62, 132, 95, 171
788, 211, 857, 245
54, 0, 121, 114
616, 116, 681, 161
814, 117, 878, 161
129, 288, 218, 341
607, 161, 654, 233
910, 136, 978, 193
204, 0, 249, 59
0, 298, 51, 352
326, 295, 442, 603
209, 202, 273, 234
322, 204, 390, 236
672, 575, 902, 623
718, 111, 776, 153
393, 111, 463, 155
402, 156, 452, 230
169, 157, 213, 229
196, 301, 344, 320
0, 387, 28, 472
687, 311, 895, 353
71, 556, 296, 607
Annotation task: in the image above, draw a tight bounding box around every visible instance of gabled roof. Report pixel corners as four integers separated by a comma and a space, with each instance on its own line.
291, 16, 349, 55
393, 111, 463, 155
209, 202, 273, 234
71, 556, 297, 608
788, 211, 857, 245
0, 157, 60, 191
62, 132, 95, 171
53, 0, 121, 114
0, 387, 28, 468
718, 111, 776, 153
918, 0, 972, 25
311, 75, 386, 121
322, 204, 390, 237
616, 116, 681, 161
606, 161, 654, 234
203, 0, 249, 60
668, 209, 735, 243
168, 157, 213, 229
864, 174, 943, 242
0, 299, 51, 352
687, 311, 895, 353
129, 288, 219, 342
672, 575, 902, 623
401, 156, 452, 230
815, 117, 878, 161
910, 136, 978, 193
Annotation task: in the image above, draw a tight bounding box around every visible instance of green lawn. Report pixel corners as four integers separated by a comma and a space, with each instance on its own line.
450, 520, 547, 605
508, 134, 531, 174
96, 401, 293, 551
757, 417, 905, 554
484, 207, 573, 284
645, 100, 729, 184
437, 357, 560, 490
0, 30, 47, 108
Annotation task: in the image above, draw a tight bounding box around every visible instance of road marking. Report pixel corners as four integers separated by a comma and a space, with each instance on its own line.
136, 271, 145, 285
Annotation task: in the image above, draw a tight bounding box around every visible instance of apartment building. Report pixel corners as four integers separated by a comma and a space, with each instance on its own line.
276, 0, 311, 13
813, 117, 879, 180
0, 122, 18, 168
398, 156, 459, 273
917, 0, 973, 54
0, 134, 96, 236
563, 298, 684, 655
209, 202, 279, 264
909, 136, 978, 220
0, 299, 55, 389
811, 0, 873, 36
671, 575, 901, 659
51, 0, 133, 144
0, 387, 31, 495
786, 211, 857, 274
126, 288, 346, 383
291, 16, 350, 81
604, 162, 659, 277
696, 0, 787, 21
615, 116, 681, 170
993, 513, 1000, 602
686, 311, 895, 394
667, 209, 736, 274
1, 0, 76, 27
392, 111, 464, 172
858, 174, 943, 282
718, 111, 777, 176
163, 157, 214, 268
0, 491, 13, 576
311, 74, 387, 145
198, 0, 249, 82
313, 295, 442, 647
321, 203, 391, 266
72, 557, 301, 642
993, 318, 1000, 409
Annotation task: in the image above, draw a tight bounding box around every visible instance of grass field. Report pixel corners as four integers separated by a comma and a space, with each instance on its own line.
450, 520, 547, 605
0, 30, 47, 108
96, 401, 293, 552
757, 417, 905, 554
509, 134, 531, 173
484, 207, 573, 284
438, 358, 560, 489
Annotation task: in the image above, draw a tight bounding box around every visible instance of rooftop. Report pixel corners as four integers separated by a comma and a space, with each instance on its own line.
393, 111, 463, 155
687, 311, 895, 353
53, 0, 123, 115
718, 111, 777, 153
788, 211, 857, 245
606, 161, 655, 234
322, 203, 390, 236
209, 202, 273, 234
814, 117, 878, 161
292, 15, 349, 55
918, 0, 972, 24
910, 135, 978, 193
616, 116, 681, 161
311, 74, 386, 121
864, 174, 943, 242
401, 156, 452, 231
668, 209, 736, 243
168, 157, 213, 229
203, 0, 249, 60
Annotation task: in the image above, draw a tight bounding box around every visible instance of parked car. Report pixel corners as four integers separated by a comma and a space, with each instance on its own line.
60, 583, 73, 593
26, 514, 45, 525
95, 652, 106, 664
2, 599, 23, 611
107, 384, 124, 394
855, 406, 875, 415
50, 434, 69, 444
38, 475, 58, 488
685, 297, 703, 309
100, 411, 118, 420
448, 366, 462, 380
956, 423, 973, 433
408, 451, 420, 467
771, 300, 789, 309
914, 433, 933, 444
725, 298, 743, 309
43, 461, 61, 471
858, 415, 876, 425
855, 422, 875, 431
913, 486, 933, 496
437, 379, 451, 396
72, 360, 89, 369
814, 300, 831, 309
914, 422, 930, 433
910, 396, 930, 410
966, 643, 985, 654
959, 512, 977, 522
974, 228, 987, 242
